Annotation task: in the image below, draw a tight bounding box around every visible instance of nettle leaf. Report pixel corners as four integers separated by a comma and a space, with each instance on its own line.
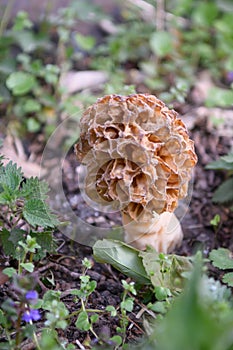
93, 239, 150, 284
209, 248, 233, 270
23, 198, 59, 228
20, 177, 49, 200
6, 71, 37, 95
0, 161, 23, 192
212, 178, 233, 203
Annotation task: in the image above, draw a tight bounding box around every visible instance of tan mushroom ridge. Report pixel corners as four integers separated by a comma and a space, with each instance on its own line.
75, 94, 197, 253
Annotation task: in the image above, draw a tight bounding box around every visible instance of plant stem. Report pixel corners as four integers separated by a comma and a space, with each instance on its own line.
0, 0, 15, 37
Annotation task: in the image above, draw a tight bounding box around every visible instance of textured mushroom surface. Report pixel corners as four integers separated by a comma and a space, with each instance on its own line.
75, 94, 197, 224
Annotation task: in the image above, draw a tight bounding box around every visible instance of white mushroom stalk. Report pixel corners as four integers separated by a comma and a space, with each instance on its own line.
75, 94, 197, 253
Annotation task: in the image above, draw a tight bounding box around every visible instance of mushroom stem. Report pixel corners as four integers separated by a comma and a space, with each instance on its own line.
122, 211, 183, 253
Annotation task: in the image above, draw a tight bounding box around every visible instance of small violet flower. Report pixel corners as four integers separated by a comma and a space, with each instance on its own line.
25, 290, 38, 301
22, 309, 41, 322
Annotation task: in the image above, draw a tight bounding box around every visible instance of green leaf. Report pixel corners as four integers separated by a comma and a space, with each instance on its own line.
121, 297, 134, 312
0, 161, 23, 192
150, 31, 173, 58
106, 305, 117, 317
26, 118, 41, 132
109, 335, 122, 346
20, 177, 49, 200
149, 261, 233, 350
20, 262, 34, 272
75, 311, 90, 331
206, 154, 233, 170
0, 309, 7, 327
2, 267, 17, 278
221, 153, 233, 163
0, 228, 25, 259
6, 72, 37, 95
24, 99, 41, 113
75, 33, 96, 51
206, 87, 233, 108
222, 272, 233, 287
139, 248, 192, 291
209, 248, 233, 270
30, 231, 55, 260
212, 178, 233, 203
23, 198, 59, 228
93, 239, 150, 284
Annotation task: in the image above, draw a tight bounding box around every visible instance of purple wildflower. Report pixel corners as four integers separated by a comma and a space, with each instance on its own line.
226, 71, 233, 83
22, 309, 41, 322
25, 290, 38, 301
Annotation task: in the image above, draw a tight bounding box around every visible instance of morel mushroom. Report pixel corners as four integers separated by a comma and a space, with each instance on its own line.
75, 94, 197, 253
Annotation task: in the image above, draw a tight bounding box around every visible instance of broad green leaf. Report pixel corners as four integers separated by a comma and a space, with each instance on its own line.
150, 31, 173, 58
20, 262, 34, 272
75, 33, 96, 51
206, 87, 233, 108
139, 248, 192, 291
23, 198, 59, 228
221, 153, 233, 163
212, 178, 233, 203
206, 154, 233, 170
24, 99, 41, 113
121, 298, 134, 312
2, 267, 17, 278
75, 311, 90, 331
209, 248, 233, 270
222, 272, 233, 287
93, 239, 150, 284
26, 118, 41, 132
192, 2, 218, 26
6, 71, 37, 95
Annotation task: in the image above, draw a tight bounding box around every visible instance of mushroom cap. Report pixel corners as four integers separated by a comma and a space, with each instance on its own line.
75, 94, 197, 222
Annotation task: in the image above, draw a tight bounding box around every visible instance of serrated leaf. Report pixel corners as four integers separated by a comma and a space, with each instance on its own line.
209, 248, 233, 270
212, 178, 233, 203
222, 272, 233, 287
0, 161, 23, 192
93, 239, 150, 284
23, 198, 59, 228
20, 177, 49, 200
